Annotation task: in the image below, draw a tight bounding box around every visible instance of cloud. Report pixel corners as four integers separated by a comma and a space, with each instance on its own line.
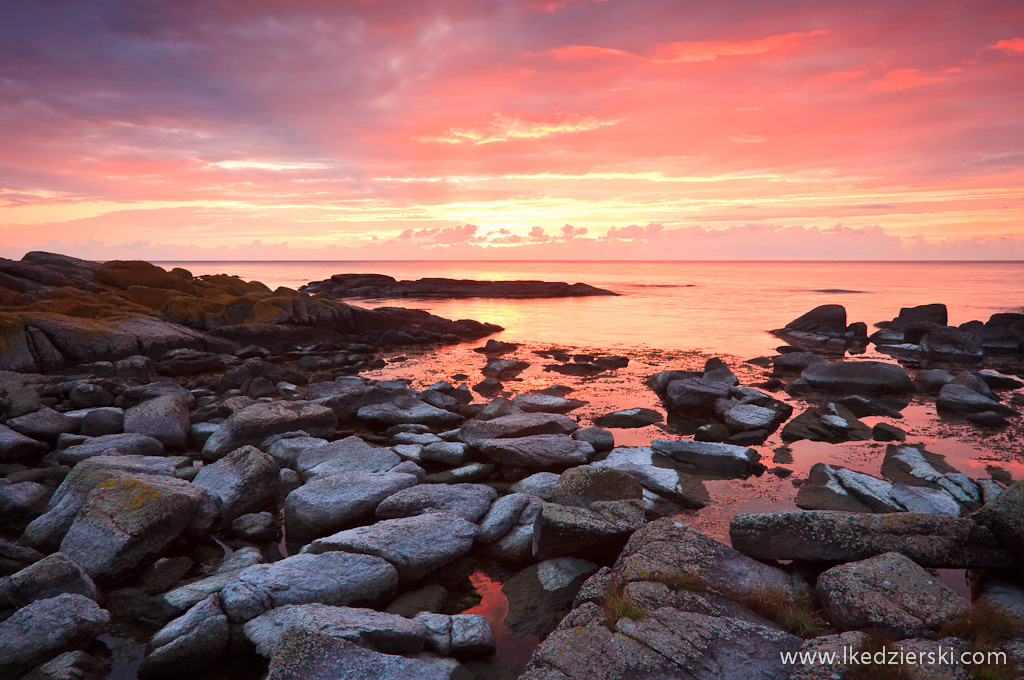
606, 223, 663, 240
988, 37, 1024, 54
868, 68, 945, 92
652, 31, 828, 63
414, 112, 619, 145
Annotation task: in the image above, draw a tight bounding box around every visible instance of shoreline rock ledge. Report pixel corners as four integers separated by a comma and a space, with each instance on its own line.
300, 273, 619, 299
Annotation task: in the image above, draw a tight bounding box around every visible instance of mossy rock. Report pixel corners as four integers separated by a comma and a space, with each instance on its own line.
96, 260, 196, 294
122, 285, 181, 310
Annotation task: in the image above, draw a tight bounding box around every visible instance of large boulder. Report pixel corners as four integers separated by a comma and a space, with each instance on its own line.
817, 552, 970, 638
783, 304, 848, 336
123, 395, 190, 451
6, 406, 77, 444
532, 500, 645, 561
936, 383, 1017, 416
0, 423, 49, 464
219, 551, 398, 623
59, 473, 214, 585
303, 512, 478, 582
192, 445, 280, 529
244, 604, 428, 658
139, 594, 229, 680
650, 439, 760, 475
477, 434, 594, 468
615, 519, 793, 597
971, 480, 1024, 566
284, 472, 418, 543
520, 606, 801, 680
0, 552, 99, 608
800, 361, 916, 395
374, 483, 496, 522
146, 547, 264, 622
0, 593, 109, 679
730, 511, 1012, 568
202, 402, 337, 460
293, 436, 401, 479
663, 378, 732, 416
263, 629, 448, 680
551, 466, 644, 508
356, 395, 463, 428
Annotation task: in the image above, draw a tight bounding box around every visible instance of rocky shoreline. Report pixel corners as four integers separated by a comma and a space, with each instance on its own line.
0, 253, 1022, 680
299, 273, 619, 299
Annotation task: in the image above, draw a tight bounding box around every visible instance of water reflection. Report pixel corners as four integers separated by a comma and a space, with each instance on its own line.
462, 571, 540, 668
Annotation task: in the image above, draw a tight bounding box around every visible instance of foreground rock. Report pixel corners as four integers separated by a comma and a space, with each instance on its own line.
202, 402, 337, 460
730, 511, 1012, 567
0, 593, 109, 679
799, 361, 916, 395
301, 273, 619, 298
816, 552, 969, 638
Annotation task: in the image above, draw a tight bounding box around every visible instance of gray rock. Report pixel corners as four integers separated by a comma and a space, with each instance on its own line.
79, 407, 124, 437
881, 445, 982, 509
616, 518, 793, 596
520, 606, 801, 680
800, 360, 916, 394
459, 412, 579, 445
450, 614, 495, 655
914, 368, 956, 394
795, 463, 903, 513
147, 547, 263, 621
532, 500, 645, 561
663, 377, 732, 416
124, 395, 190, 451
482, 358, 529, 380
59, 472, 213, 585
68, 384, 114, 409
422, 461, 494, 485
572, 427, 614, 452
890, 483, 961, 516
817, 552, 970, 637
722, 403, 778, 431
6, 406, 77, 444
972, 479, 1024, 566
650, 439, 760, 474
781, 403, 873, 443
420, 441, 469, 465
509, 472, 559, 500
245, 604, 428, 657
0, 594, 109, 680
375, 483, 496, 522
593, 452, 711, 510
230, 511, 279, 542
476, 493, 537, 545
21, 650, 108, 680
203, 402, 338, 460
730, 511, 1012, 568
0, 423, 49, 464
285, 472, 418, 543
477, 434, 593, 468
551, 466, 644, 507
0, 479, 49, 529
936, 383, 1017, 416
265, 435, 326, 468
57, 432, 165, 465
139, 594, 228, 679
592, 408, 662, 429
5, 385, 42, 419
303, 513, 478, 582
502, 558, 597, 638
511, 394, 581, 414
771, 351, 829, 375
0, 552, 99, 608
785, 631, 868, 680
193, 445, 280, 528
872, 422, 906, 442
220, 551, 398, 623
479, 497, 542, 564
263, 629, 448, 680
357, 395, 463, 428
295, 436, 401, 479
385, 584, 447, 618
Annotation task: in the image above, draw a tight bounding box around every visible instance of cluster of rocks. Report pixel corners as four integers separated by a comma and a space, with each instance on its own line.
300, 273, 619, 299
532, 349, 630, 378
521, 495, 1024, 679
0, 252, 503, 374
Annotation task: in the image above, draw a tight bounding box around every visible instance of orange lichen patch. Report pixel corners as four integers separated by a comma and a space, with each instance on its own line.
198, 273, 270, 296
249, 299, 291, 324
121, 285, 180, 310
96, 260, 197, 295
30, 297, 135, 320
0, 290, 31, 306
163, 296, 228, 328
271, 287, 301, 299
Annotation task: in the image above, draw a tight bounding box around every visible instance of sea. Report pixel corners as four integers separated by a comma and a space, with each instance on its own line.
127, 260, 1024, 675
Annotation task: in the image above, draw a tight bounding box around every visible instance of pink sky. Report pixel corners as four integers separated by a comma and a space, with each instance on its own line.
1, 0, 1022, 260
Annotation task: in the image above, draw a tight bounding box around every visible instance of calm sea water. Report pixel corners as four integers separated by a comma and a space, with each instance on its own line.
159, 260, 1024, 358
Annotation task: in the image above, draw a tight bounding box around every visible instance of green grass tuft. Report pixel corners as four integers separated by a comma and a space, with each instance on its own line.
602, 574, 647, 629
846, 631, 913, 680
730, 586, 829, 639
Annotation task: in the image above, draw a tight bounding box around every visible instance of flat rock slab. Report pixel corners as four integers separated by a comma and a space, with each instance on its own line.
295, 436, 401, 479
615, 518, 793, 597
459, 412, 579, 445
477, 434, 594, 468
729, 511, 1013, 568
375, 483, 496, 522
203, 402, 337, 460
245, 604, 428, 658
520, 606, 801, 680
264, 628, 449, 680
817, 552, 969, 637
356, 395, 463, 428
285, 472, 418, 543
532, 500, 645, 561
800, 361, 916, 394
592, 408, 663, 429
651, 439, 760, 475
303, 512, 478, 582
220, 552, 398, 623
57, 433, 165, 465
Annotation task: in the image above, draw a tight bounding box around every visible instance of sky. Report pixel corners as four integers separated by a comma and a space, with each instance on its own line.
1, 0, 1023, 260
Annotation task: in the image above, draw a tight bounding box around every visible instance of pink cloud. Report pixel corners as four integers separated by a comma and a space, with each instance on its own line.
989, 37, 1024, 54
653, 31, 828, 63
868, 68, 946, 92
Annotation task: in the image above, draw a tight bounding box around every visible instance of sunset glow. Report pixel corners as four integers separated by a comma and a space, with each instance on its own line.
1, 0, 1022, 259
